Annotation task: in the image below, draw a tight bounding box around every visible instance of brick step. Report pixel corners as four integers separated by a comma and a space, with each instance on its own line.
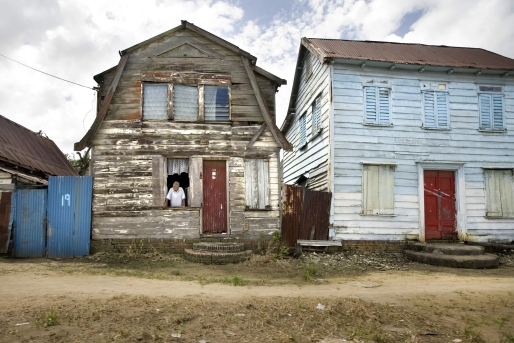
199, 236, 238, 243
183, 249, 252, 265
406, 243, 485, 256
405, 250, 499, 269
193, 242, 245, 253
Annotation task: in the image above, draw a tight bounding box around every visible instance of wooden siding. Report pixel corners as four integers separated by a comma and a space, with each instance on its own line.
282, 52, 331, 190
331, 63, 514, 242
91, 28, 281, 239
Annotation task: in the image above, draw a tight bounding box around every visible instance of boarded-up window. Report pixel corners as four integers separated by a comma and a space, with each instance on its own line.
364, 87, 390, 125
484, 169, 514, 217
152, 156, 166, 206
312, 95, 322, 133
143, 84, 168, 120
245, 159, 270, 209
299, 113, 306, 147
479, 94, 504, 131
174, 85, 199, 121
423, 91, 449, 128
362, 164, 395, 215
205, 86, 229, 121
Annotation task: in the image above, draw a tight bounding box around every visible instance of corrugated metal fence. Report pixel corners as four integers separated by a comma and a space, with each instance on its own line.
281, 185, 332, 247
8, 176, 92, 258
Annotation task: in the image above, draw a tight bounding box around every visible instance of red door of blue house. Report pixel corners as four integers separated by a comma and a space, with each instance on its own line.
424, 170, 457, 240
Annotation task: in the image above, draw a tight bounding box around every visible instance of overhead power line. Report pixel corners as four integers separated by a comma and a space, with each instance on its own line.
0, 52, 96, 90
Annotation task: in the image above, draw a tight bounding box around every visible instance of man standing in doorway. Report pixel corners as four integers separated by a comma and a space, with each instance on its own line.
163, 181, 186, 209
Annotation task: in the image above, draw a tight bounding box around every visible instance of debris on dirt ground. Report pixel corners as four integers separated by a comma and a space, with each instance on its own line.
15, 322, 29, 326
316, 303, 325, 310
298, 251, 413, 272
452, 339, 462, 342
346, 281, 382, 288
171, 333, 181, 338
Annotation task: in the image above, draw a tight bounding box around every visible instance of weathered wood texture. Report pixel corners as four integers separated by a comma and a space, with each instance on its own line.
90, 28, 282, 239
330, 64, 514, 242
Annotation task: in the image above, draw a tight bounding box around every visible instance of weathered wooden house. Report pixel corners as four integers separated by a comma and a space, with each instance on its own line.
75, 21, 291, 250
281, 38, 514, 244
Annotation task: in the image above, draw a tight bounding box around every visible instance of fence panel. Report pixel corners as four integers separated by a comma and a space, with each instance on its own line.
13, 189, 47, 257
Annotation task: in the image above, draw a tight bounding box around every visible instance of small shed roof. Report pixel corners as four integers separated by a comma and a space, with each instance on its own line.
305, 38, 514, 70
0, 114, 78, 177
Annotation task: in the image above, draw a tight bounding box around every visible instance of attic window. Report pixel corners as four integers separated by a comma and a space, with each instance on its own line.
479, 86, 502, 92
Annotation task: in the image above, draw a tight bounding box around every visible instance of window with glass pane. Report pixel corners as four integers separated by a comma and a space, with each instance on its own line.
143, 84, 168, 120
174, 85, 199, 121
205, 86, 229, 121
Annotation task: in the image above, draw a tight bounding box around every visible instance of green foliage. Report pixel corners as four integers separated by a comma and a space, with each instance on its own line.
302, 263, 319, 281
39, 309, 59, 327
231, 275, 245, 286
65, 149, 90, 176
501, 333, 514, 343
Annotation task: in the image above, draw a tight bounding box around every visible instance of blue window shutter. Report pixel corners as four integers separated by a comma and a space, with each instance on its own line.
479, 94, 492, 129
364, 87, 377, 124
299, 114, 306, 146
423, 92, 436, 127
492, 94, 504, 130
378, 88, 390, 125
312, 95, 321, 132
435, 92, 449, 127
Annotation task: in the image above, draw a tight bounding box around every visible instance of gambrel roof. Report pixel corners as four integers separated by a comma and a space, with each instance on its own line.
76, 20, 291, 151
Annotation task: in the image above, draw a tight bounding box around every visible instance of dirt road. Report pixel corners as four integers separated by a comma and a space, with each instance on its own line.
1, 256, 513, 342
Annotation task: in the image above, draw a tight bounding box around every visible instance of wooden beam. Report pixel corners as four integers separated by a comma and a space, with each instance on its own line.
75, 55, 129, 151
247, 123, 267, 148
241, 57, 293, 151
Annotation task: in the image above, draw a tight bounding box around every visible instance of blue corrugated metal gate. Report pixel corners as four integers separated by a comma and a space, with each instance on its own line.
13, 189, 47, 257
10, 176, 92, 258
47, 176, 92, 258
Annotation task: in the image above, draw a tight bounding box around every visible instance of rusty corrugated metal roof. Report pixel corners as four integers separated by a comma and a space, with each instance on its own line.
0, 114, 78, 177
306, 39, 514, 70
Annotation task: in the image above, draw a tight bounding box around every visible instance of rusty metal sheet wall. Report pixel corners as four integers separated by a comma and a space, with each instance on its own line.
298, 189, 332, 241
47, 176, 92, 258
281, 185, 303, 247
13, 189, 47, 257
202, 160, 227, 233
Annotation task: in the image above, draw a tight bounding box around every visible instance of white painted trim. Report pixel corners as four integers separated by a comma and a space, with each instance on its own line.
360, 161, 397, 166
226, 159, 230, 235
329, 63, 335, 226
416, 162, 467, 242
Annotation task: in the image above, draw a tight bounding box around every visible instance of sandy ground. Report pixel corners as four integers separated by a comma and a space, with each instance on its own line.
0, 254, 513, 342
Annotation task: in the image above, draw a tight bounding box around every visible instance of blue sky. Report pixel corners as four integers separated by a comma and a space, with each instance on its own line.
0, 0, 513, 154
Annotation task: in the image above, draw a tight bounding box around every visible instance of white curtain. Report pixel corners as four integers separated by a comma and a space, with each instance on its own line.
167, 159, 189, 175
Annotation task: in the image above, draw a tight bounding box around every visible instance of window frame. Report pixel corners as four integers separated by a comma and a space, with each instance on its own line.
477, 86, 505, 132
244, 159, 271, 210
421, 90, 450, 130
311, 94, 322, 136
361, 163, 396, 216
484, 168, 514, 218
362, 85, 392, 126
142, 79, 231, 122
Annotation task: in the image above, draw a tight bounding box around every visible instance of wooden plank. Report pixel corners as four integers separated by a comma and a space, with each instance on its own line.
152, 156, 166, 206
241, 56, 292, 151
75, 54, 129, 151
189, 156, 203, 207
247, 123, 267, 148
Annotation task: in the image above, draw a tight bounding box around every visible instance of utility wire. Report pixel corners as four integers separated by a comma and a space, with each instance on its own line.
0, 52, 95, 90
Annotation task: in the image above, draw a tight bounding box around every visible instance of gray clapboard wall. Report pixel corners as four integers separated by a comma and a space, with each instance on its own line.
90, 27, 282, 239
282, 52, 331, 191
331, 63, 514, 242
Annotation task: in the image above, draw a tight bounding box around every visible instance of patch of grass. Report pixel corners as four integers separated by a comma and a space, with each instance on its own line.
302, 263, 319, 281
501, 333, 514, 343
38, 309, 59, 327
171, 270, 180, 276
230, 275, 245, 286
464, 326, 487, 343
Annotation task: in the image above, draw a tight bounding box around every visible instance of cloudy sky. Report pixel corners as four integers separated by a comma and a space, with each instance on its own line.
1, 0, 514, 156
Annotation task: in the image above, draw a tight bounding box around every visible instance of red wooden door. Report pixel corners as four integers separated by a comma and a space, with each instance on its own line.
202, 160, 227, 233
424, 170, 457, 240
0, 192, 12, 253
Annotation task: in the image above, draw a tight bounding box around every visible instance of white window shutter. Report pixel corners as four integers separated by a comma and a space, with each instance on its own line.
245, 159, 269, 209
364, 87, 378, 124
312, 96, 322, 132
436, 92, 449, 128
378, 88, 390, 125
378, 165, 395, 214
423, 92, 436, 127
299, 114, 306, 146
499, 170, 514, 217
174, 85, 199, 121
152, 156, 166, 206
479, 94, 492, 130
492, 94, 504, 130
143, 84, 168, 120
362, 164, 394, 215
189, 157, 203, 207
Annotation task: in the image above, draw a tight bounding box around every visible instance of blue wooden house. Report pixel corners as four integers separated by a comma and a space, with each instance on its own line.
281, 38, 514, 243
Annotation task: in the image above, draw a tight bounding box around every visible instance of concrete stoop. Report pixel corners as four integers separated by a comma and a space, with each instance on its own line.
404, 243, 499, 269
183, 241, 252, 264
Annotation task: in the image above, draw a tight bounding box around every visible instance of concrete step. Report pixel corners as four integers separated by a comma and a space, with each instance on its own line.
193, 242, 245, 253
199, 236, 237, 243
183, 249, 252, 265
405, 250, 499, 269
406, 243, 484, 256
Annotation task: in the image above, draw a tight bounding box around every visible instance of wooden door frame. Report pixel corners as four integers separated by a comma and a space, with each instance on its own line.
417, 162, 467, 242
199, 158, 230, 235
